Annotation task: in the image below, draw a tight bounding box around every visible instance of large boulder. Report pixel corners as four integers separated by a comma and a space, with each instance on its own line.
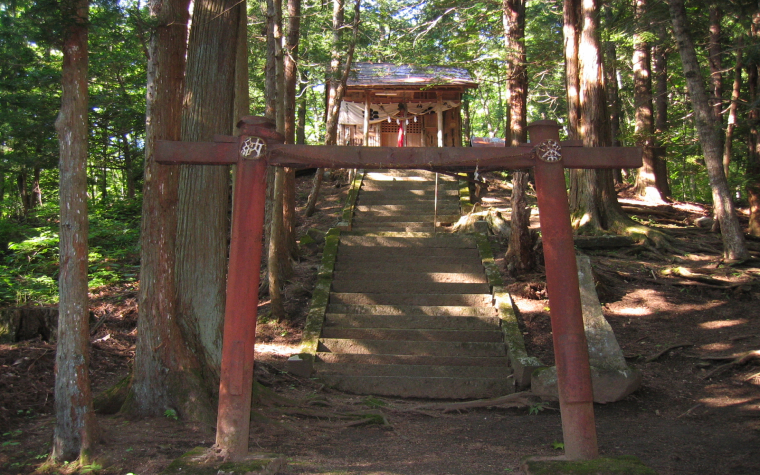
531, 255, 642, 403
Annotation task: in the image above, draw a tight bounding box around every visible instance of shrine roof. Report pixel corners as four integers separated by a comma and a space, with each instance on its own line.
347, 63, 478, 89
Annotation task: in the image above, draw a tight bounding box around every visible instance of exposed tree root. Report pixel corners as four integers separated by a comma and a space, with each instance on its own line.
609, 221, 676, 251
676, 403, 704, 419
406, 392, 540, 413
702, 350, 760, 379
645, 343, 693, 363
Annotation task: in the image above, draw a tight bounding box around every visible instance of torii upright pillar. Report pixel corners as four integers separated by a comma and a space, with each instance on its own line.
530, 121, 598, 460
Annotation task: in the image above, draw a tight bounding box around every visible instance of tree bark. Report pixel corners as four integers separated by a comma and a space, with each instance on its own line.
570, 0, 608, 230
120, 133, 136, 199
748, 10, 760, 237
503, 0, 532, 276
305, 0, 360, 217
604, 41, 621, 148
563, 0, 581, 140
723, 42, 742, 180
52, 0, 95, 462
668, 0, 748, 260
569, 0, 641, 237
709, 6, 723, 125
127, 0, 218, 424
268, 0, 289, 321
604, 40, 623, 184
653, 41, 672, 198
632, 0, 664, 202
284, 0, 301, 258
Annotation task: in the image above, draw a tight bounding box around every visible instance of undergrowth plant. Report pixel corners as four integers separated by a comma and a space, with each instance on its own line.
0, 198, 141, 305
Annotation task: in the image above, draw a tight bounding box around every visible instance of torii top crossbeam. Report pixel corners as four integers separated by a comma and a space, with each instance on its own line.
155, 116, 642, 462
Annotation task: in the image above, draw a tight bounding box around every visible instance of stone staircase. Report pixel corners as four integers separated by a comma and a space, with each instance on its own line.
311, 170, 514, 399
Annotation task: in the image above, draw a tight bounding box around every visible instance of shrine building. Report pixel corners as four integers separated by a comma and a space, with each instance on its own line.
337, 63, 478, 148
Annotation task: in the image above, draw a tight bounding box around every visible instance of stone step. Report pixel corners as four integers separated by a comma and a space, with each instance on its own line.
350, 224, 458, 233
337, 246, 480, 259
356, 200, 459, 207
361, 179, 459, 188
331, 271, 488, 284
334, 257, 481, 273
363, 171, 454, 180
325, 304, 499, 317
320, 327, 503, 342
329, 292, 493, 307
318, 338, 506, 357
354, 204, 460, 212
352, 214, 461, 223
354, 207, 460, 217
339, 235, 475, 248
364, 170, 458, 180
349, 223, 440, 232
316, 374, 514, 399
358, 189, 459, 198
315, 362, 511, 379
316, 353, 506, 366
323, 313, 500, 330
331, 281, 491, 295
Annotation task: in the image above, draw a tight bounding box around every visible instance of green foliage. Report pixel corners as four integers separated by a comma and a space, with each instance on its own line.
363, 396, 388, 408
0, 197, 141, 305
164, 408, 179, 421
528, 401, 548, 415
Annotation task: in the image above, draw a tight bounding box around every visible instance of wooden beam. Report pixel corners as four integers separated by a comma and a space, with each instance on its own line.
266, 144, 642, 171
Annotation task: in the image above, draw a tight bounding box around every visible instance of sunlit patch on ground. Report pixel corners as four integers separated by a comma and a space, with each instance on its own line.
254, 342, 300, 358
699, 342, 735, 352
614, 305, 652, 317
699, 319, 747, 330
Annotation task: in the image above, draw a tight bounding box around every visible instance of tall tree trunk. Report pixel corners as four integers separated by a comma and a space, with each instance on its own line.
723, 42, 742, 180
632, 0, 664, 202
569, 0, 639, 236
127, 0, 216, 424
121, 133, 136, 199
462, 97, 471, 146
653, 41, 671, 198
0, 169, 5, 219
284, 0, 301, 259
17, 170, 30, 216
263, 0, 277, 266
604, 42, 621, 148
668, 0, 748, 260
563, 0, 581, 140
569, 0, 608, 230
174, 0, 241, 389
305, 0, 360, 217
749, 63, 760, 236
52, 0, 95, 462
269, 0, 288, 321
503, 0, 532, 276
604, 41, 623, 184
708, 6, 723, 125
297, 76, 308, 145
748, 10, 760, 237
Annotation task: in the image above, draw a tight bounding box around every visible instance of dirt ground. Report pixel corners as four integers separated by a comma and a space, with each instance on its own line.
2, 172, 760, 475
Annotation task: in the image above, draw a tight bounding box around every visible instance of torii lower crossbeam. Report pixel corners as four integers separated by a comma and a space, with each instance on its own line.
155, 117, 642, 461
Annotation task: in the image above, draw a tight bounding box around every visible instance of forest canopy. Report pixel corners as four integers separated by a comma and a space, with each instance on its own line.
1, 0, 759, 305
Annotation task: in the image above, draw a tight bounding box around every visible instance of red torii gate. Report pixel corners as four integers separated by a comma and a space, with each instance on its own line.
156, 116, 642, 461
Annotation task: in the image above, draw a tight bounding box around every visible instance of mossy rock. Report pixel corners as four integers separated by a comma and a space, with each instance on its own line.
522, 455, 657, 475
94, 374, 131, 414
161, 447, 286, 474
